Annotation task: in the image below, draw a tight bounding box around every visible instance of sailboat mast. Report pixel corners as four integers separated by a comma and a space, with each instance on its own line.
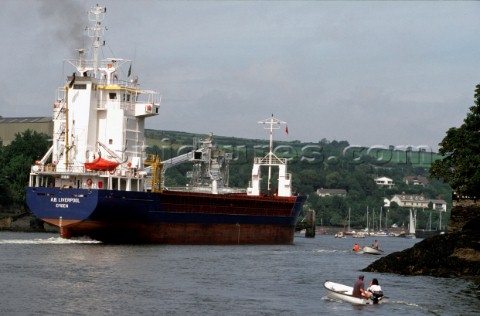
348, 208, 351, 232
372, 208, 375, 232
439, 210, 442, 231
366, 206, 369, 235
385, 209, 388, 230
379, 207, 382, 231
428, 210, 432, 230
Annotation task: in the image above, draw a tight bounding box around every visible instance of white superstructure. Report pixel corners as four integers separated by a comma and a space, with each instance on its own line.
29, 5, 290, 200
247, 115, 292, 197
30, 5, 160, 192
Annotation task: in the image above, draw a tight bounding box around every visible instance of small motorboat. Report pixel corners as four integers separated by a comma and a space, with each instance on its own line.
362, 246, 383, 255
324, 281, 386, 305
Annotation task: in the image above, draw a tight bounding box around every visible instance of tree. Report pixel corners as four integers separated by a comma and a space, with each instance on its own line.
430, 84, 480, 196
0, 130, 50, 205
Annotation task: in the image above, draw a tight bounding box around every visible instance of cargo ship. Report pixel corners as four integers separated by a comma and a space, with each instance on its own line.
26, 5, 306, 244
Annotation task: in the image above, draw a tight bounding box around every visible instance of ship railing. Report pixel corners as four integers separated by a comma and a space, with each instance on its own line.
31, 164, 57, 173
164, 185, 247, 194
253, 156, 287, 165
55, 87, 66, 103
31, 163, 147, 180
135, 90, 161, 104
96, 91, 160, 111
96, 77, 136, 89
65, 165, 88, 174
106, 168, 145, 179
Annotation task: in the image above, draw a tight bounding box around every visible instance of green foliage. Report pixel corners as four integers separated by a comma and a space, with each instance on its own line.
430, 84, 480, 196
0, 127, 452, 230
0, 130, 50, 204
144, 129, 451, 229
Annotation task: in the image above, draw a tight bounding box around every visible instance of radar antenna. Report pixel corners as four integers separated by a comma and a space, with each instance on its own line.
87, 5, 107, 78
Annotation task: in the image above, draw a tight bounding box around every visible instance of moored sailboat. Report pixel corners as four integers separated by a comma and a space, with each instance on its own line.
406, 209, 417, 239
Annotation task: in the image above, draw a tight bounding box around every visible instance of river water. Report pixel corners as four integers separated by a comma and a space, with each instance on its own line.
0, 231, 478, 315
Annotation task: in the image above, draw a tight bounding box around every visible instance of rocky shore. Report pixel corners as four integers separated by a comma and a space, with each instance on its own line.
363, 198, 480, 278
0, 205, 58, 233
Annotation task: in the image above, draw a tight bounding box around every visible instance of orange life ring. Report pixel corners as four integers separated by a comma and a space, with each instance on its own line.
87, 178, 93, 186
146, 104, 152, 112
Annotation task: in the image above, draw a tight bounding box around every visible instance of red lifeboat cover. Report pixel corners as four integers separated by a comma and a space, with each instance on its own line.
84, 157, 118, 171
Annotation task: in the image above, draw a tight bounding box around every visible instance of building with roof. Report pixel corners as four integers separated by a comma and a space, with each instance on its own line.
391, 194, 429, 208
404, 175, 429, 186
374, 176, 394, 188
391, 194, 447, 212
0, 117, 52, 145
430, 199, 448, 212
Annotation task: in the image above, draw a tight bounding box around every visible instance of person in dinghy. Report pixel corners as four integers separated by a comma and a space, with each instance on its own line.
367, 278, 384, 304
352, 275, 370, 299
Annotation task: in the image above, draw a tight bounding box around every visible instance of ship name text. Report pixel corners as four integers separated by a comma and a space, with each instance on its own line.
50, 197, 81, 208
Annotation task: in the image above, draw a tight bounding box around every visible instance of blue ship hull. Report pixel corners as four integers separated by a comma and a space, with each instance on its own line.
26, 187, 306, 244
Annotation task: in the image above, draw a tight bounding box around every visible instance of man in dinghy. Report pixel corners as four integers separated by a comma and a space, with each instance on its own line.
352, 275, 371, 299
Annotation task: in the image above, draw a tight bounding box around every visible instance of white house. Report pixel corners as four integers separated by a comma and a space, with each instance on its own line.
430, 199, 447, 212
391, 194, 429, 208
390, 194, 447, 211
374, 176, 394, 188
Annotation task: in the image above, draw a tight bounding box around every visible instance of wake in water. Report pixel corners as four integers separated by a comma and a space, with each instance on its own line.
390, 300, 444, 316
315, 249, 349, 254
0, 236, 101, 244
323, 296, 443, 315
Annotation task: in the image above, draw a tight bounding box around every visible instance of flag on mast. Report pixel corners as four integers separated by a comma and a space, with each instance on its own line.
285, 125, 289, 135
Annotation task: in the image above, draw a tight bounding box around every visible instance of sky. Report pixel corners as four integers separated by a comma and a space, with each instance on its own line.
1, 1, 480, 152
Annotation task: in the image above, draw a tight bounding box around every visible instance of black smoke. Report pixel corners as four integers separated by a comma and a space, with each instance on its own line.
38, 0, 89, 53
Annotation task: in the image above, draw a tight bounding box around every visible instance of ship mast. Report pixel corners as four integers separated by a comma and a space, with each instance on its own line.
258, 114, 287, 193
87, 5, 106, 78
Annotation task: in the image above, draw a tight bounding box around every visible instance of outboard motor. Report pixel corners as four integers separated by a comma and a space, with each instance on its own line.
371, 291, 384, 304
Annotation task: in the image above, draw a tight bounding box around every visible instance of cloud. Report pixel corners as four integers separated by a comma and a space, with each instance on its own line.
1, 0, 479, 152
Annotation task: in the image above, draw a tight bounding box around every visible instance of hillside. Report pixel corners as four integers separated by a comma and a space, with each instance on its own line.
145, 129, 451, 231
0, 128, 450, 233
363, 198, 480, 278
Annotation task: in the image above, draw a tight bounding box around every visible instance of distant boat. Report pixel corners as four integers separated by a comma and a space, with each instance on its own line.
415, 210, 444, 238
405, 209, 417, 239
344, 207, 356, 235
352, 232, 366, 238
362, 246, 383, 255
371, 231, 389, 237
324, 281, 386, 305
415, 229, 444, 238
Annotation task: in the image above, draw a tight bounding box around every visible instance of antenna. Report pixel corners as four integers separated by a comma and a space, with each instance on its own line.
87, 5, 107, 78
257, 114, 287, 193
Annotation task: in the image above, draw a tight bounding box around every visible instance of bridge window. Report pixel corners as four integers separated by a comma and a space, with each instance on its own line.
73, 84, 87, 90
